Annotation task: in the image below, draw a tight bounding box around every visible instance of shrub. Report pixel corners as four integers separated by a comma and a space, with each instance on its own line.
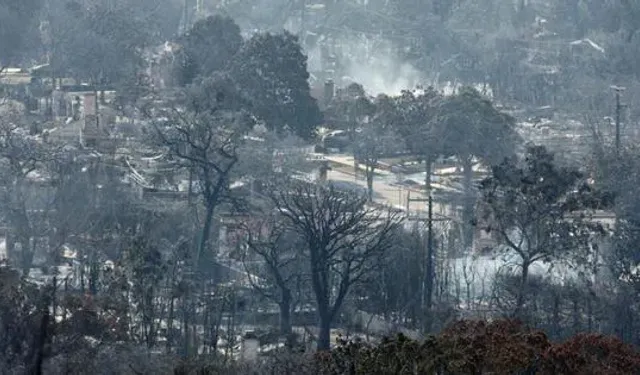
541, 333, 640, 375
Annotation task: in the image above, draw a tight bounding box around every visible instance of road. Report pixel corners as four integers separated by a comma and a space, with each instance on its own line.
324, 155, 456, 221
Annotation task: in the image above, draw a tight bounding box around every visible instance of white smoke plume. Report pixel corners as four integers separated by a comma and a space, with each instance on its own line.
307, 33, 425, 96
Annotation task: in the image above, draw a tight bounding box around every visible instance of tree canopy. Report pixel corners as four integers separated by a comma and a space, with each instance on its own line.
270, 181, 400, 350
436, 87, 519, 164
0, 0, 42, 67
177, 15, 244, 85
48, 3, 141, 84
479, 145, 611, 316
230, 31, 322, 140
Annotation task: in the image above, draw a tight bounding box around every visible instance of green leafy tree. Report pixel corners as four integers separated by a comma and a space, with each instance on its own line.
605, 149, 640, 277
324, 83, 376, 137
598, 148, 640, 342
0, 0, 42, 68
436, 87, 519, 251
324, 82, 377, 175
49, 0, 152, 86
230, 31, 322, 140
354, 95, 404, 201
394, 88, 444, 192
478, 145, 609, 318
177, 15, 243, 85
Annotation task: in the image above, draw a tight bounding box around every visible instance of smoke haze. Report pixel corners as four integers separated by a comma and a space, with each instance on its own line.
306, 34, 423, 96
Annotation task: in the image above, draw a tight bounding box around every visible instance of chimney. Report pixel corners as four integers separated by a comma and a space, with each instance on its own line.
323, 80, 334, 105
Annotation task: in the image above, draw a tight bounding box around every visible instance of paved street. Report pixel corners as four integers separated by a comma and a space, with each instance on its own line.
324, 155, 455, 220
324, 154, 394, 176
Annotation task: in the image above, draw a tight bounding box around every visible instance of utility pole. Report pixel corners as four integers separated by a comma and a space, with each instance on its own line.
611, 85, 626, 155
424, 156, 433, 323
406, 188, 446, 333
426, 192, 434, 318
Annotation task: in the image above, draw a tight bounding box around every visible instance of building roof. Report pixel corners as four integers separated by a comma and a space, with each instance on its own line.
0, 72, 31, 85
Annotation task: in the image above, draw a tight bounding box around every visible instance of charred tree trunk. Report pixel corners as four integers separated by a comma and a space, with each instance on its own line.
181, 297, 190, 358
552, 291, 561, 338
317, 312, 332, 351
31, 305, 50, 375
366, 164, 374, 202
198, 200, 216, 264
425, 155, 432, 192
18, 234, 33, 277
89, 257, 99, 295
279, 289, 293, 336
461, 155, 475, 252
166, 281, 176, 353
514, 260, 530, 319
424, 193, 435, 333
143, 292, 156, 348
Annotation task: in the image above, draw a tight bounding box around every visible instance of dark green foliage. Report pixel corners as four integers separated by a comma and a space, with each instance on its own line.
178, 15, 244, 84
324, 83, 376, 135
392, 87, 443, 159
173, 17, 320, 139
230, 31, 322, 140
603, 149, 640, 314
437, 87, 519, 164
0, 0, 42, 66
49, 1, 150, 85
481, 145, 609, 228
184, 73, 253, 116
479, 145, 610, 316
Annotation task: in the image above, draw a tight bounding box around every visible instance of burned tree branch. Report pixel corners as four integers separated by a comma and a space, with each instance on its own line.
269, 180, 401, 349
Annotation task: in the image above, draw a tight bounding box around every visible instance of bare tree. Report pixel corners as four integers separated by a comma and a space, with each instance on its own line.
270, 181, 401, 350
0, 113, 59, 275
150, 78, 252, 264
240, 211, 306, 339
122, 232, 166, 348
